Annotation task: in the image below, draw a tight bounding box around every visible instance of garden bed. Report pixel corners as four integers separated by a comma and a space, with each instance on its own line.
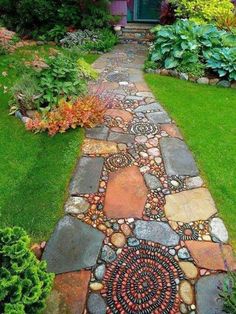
0, 44, 98, 241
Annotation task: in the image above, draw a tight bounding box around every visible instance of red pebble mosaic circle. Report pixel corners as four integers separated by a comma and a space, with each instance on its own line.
102, 241, 184, 314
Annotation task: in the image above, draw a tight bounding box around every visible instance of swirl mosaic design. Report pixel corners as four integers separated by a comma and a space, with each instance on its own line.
102, 241, 184, 314
105, 153, 133, 172
129, 122, 159, 135
177, 223, 199, 241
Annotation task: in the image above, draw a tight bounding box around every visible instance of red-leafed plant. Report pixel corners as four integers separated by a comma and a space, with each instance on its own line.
26, 94, 108, 136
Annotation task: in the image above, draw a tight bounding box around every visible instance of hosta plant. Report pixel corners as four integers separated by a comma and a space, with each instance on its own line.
26, 94, 107, 136
0, 227, 54, 314
204, 47, 236, 81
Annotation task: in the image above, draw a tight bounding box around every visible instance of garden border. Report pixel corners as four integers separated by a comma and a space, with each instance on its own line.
146, 68, 236, 89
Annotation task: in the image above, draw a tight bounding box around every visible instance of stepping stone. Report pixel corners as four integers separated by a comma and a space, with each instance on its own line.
160, 138, 199, 176
134, 103, 163, 113
85, 126, 109, 140
70, 157, 104, 195
82, 139, 118, 155
136, 91, 154, 98
134, 220, 180, 246
105, 109, 133, 123
51, 271, 91, 314
210, 217, 229, 243
164, 188, 217, 223
146, 111, 171, 124
196, 274, 228, 314
144, 173, 162, 190
104, 165, 148, 218
185, 241, 236, 271
42, 216, 105, 274
107, 132, 135, 144
87, 293, 107, 314
161, 124, 183, 139
185, 176, 203, 189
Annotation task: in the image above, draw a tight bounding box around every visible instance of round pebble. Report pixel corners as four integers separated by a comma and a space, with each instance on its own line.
121, 224, 132, 236
110, 232, 126, 248
90, 282, 104, 291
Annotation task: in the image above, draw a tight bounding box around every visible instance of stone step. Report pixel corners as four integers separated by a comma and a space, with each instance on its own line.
117, 23, 155, 44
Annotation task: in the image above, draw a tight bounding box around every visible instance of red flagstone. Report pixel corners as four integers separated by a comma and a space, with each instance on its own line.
161, 124, 183, 139
104, 165, 148, 218
105, 109, 133, 123
185, 241, 236, 271
54, 270, 91, 314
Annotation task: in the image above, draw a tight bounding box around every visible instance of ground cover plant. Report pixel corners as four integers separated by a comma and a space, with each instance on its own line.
0, 44, 98, 241
60, 29, 118, 52
0, 227, 54, 314
146, 19, 236, 81
145, 73, 236, 249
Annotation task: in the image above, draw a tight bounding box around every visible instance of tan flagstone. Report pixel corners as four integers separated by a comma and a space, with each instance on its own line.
164, 188, 217, 223
82, 139, 118, 155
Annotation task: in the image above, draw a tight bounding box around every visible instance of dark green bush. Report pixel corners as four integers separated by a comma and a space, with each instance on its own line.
0, 227, 54, 314
0, 0, 112, 36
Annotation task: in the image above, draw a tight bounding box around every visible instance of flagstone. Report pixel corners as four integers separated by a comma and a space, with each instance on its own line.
105, 109, 133, 123
85, 125, 109, 140
164, 188, 217, 223
185, 241, 236, 271
146, 111, 171, 124
104, 165, 148, 218
87, 293, 107, 314
70, 157, 104, 195
134, 102, 163, 113
134, 220, 180, 246
107, 132, 135, 144
161, 124, 183, 139
52, 271, 90, 314
42, 216, 105, 274
160, 138, 199, 176
82, 138, 118, 155
196, 274, 228, 314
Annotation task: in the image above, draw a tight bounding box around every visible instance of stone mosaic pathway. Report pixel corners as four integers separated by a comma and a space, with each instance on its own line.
43, 44, 236, 314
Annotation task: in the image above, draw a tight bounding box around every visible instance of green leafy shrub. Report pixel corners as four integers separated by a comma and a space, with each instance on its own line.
10, 51, 97, 112
220, 272, 236, 313
60, 29, 118, 52
0, 227, 54, 314
148, 19, 236, 80
37, 53, 87, 108
204, 48, 236, 81
45, 25, 67, 43
170, 0, 234, 24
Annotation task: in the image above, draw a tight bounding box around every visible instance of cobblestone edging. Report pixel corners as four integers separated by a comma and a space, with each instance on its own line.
146, 68, 236, 89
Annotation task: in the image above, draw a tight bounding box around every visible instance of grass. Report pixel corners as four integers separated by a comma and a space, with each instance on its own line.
145, 74, 236, 249
0, 45, 98, 242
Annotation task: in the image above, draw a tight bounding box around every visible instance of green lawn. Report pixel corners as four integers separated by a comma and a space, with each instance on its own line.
0, 45, 98, 242
145, 74, 236, 249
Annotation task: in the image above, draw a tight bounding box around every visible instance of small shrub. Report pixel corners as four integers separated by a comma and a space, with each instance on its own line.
45, 25, 67, 43
60, 29, 118, 52
170, 0, 234, 24
26, 95, 107, 136
37, 53, 88, 108
219, 272, 236, 313
0, 226, 54, 314
77, 58, 99, 80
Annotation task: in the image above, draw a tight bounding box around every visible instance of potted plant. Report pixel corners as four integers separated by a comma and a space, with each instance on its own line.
109, 0, 128, 28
